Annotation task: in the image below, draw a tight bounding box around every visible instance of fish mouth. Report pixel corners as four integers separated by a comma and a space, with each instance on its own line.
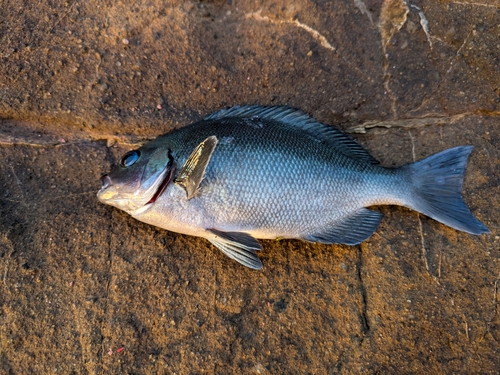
146, 158, 176, 205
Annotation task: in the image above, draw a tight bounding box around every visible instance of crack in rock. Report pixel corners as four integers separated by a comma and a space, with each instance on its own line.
444, 28, 475, 78
247, 8, 379, 83
451, 1, 500, 8
379, 0, 409, 49
379, 0, 409, 117
0, 132, 148, 148
356, 247, 370, 337
346, 113, 469, 133
289, 19, 336, 51
246, 9, 335, 51
353, 0, 374, 24
410, 5, 433, 49
2, 110, 499, 146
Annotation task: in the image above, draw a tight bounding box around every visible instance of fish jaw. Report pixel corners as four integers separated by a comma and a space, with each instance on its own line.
97, 159, 174, 214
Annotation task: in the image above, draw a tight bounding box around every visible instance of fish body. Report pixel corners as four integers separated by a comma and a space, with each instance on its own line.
97, 106, 489, 269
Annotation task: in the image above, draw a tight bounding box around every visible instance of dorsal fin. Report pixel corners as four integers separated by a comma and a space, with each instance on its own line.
204, 105, 378, 164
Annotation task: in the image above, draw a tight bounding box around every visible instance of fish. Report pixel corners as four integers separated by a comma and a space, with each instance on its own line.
97, 105, 489, 269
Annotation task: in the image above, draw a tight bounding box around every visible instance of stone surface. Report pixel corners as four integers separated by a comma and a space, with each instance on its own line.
0, 0, 499, 373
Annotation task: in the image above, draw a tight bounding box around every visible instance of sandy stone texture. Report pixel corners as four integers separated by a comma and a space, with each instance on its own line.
0, 0, 499, 373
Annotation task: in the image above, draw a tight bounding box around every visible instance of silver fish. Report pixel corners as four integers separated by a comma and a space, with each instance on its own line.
97, 106, 489, 269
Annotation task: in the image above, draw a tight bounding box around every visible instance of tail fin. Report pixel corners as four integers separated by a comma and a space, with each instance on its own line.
405, 146, 489, 235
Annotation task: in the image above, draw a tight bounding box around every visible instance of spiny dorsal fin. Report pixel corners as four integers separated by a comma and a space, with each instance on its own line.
205, 105, 378, 164
175, 136, 218, 200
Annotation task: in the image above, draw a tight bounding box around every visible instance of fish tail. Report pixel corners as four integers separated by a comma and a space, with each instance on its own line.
404, 146, 489, 235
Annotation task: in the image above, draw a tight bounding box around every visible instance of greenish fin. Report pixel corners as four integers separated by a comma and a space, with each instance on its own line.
207, 228, 263, 269
205, 105, 378, 164
303, 208, 383, 245
175, 136, 218, 200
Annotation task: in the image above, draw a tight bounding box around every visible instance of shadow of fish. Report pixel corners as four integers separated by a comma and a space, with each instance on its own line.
97, 106, 489, 269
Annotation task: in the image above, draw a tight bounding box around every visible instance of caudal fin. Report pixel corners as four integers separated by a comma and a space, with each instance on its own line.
406, 146, 489, 235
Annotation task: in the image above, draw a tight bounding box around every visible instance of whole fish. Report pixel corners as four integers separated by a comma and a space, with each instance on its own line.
97, 105, 489, 269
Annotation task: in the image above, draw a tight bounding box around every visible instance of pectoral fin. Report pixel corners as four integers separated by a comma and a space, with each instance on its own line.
207, 228, 263, 269
175, 136, 218, 200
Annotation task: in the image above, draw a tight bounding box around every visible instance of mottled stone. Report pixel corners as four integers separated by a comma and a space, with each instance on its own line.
0, 0, 498, 373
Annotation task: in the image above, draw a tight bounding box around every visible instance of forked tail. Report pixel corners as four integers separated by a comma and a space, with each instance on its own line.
404, 146, 489, 235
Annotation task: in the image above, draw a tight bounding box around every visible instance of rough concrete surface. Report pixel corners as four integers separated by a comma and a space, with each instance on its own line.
0, 0, 499, 373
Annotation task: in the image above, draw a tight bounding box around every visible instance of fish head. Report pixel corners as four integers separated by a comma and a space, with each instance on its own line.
97, 143, 176, 213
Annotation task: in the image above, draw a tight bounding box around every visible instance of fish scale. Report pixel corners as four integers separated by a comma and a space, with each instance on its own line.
97, 105, 489, 269
198, 120, 371, 236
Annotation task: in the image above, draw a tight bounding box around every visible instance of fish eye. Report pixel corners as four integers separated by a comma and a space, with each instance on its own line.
120, 150, 140, 167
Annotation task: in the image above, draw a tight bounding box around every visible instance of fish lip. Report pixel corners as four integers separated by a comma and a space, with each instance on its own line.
146, 159, 176, 205
96, 177, 117, 202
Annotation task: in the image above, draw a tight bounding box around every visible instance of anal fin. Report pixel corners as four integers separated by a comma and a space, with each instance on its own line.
207, 228, 263, 269
303, 208, 383, 245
